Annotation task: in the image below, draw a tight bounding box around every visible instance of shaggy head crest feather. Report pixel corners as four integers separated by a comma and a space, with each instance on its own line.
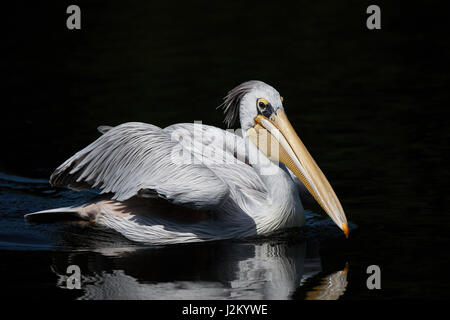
218, 80, 267, 128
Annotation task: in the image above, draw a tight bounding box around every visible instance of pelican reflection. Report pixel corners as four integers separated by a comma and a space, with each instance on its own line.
51, 239, 348, 300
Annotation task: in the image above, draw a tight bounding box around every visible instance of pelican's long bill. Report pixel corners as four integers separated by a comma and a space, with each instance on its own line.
247, 109, 349, 237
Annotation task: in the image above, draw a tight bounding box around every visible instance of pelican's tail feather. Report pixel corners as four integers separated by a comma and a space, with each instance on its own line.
24, 207, 89, 223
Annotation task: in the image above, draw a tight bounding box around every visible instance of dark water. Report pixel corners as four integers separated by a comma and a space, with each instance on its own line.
1, 0, 449, 299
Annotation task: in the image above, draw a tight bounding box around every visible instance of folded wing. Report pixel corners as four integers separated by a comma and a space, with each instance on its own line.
50, 122, 230, 210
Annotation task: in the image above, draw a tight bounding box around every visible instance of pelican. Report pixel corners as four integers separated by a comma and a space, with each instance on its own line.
25, 80, 349, 244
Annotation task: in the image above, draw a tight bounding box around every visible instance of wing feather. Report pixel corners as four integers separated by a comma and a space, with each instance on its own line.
50, 122, 229, 210
165, 123, 268, 203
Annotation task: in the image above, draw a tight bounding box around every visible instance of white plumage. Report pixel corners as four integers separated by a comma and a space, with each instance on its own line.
26, 80, 348, 243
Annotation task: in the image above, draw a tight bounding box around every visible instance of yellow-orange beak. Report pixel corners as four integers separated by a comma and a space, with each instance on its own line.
247, 109, 349, 237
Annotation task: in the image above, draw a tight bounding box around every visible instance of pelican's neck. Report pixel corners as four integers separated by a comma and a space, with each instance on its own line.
240, 130, 294, 197
241, 133, 305, 232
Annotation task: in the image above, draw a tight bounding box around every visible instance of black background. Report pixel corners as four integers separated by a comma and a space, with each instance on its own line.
1, 0, 449, 300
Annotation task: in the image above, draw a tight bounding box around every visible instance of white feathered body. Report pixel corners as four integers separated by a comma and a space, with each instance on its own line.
27, 122, 306, 245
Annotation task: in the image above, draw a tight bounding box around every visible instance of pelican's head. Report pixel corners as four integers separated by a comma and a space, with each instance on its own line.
220, 80, 349, 237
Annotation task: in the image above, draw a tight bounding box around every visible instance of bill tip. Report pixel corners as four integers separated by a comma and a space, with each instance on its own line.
342, 223, 349, 238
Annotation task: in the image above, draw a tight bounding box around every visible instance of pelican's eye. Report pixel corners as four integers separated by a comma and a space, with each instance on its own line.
280, 96, 284, 103
257, 98, 269, 111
